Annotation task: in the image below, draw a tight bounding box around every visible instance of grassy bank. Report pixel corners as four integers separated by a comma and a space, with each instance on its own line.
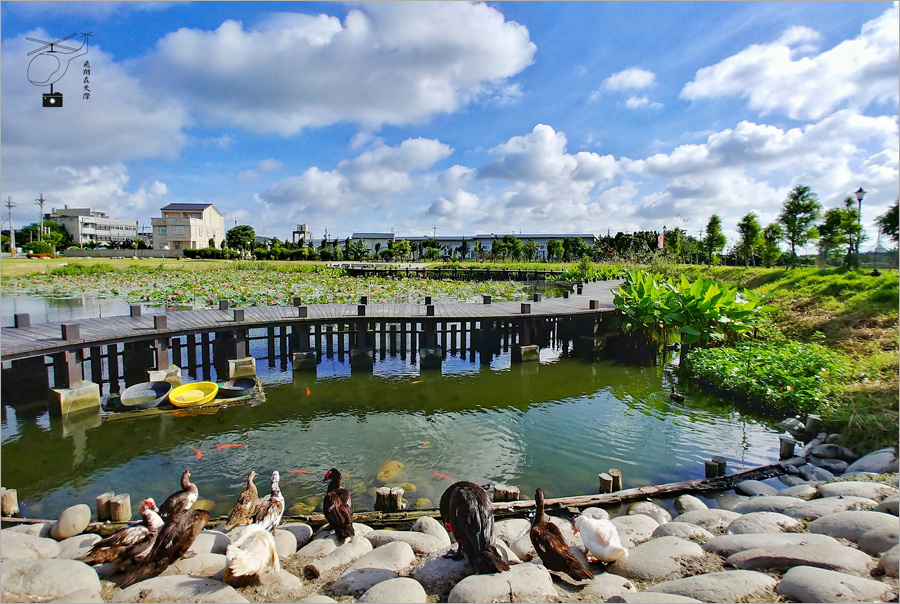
670, 265, 898, 452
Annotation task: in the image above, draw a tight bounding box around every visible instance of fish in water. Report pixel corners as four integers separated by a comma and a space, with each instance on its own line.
421, 441, 430, 447
215, 444, 247, 450
289, 469, 314, 475
191, 447, 203, 459
433, 471, 453, 481
306, 387, 311, 396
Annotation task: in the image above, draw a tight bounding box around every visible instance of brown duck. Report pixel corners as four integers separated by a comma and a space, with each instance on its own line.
530, 488, 593, 581
79, 498, 163, 566
157, 469, 198, 522
224, 470, 261, 530
323, 468, 355, 540
439, 481, 509, 574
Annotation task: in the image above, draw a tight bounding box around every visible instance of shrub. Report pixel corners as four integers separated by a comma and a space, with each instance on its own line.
24, 241, 53, 254
684, 340, 850, 414
51, 263, 114, 276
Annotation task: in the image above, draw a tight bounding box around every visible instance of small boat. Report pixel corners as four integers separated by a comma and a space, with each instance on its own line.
117, 381, 173, 411
218, 377, 257, 399
169, 382, 219, 408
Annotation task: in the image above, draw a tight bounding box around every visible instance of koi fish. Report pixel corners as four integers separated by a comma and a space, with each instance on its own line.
289, 469, 314, 475
410, 380, 422, 385
421, 441, 430, 446
214, 443, 247, 450
306, 387, 311, 396
433, 471, 453, 481
191, 447, 203, 459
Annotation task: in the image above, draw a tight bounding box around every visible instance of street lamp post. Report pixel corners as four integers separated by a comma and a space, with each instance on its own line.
855, 187, 866, 268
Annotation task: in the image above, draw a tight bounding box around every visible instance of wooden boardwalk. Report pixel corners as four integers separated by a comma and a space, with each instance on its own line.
1, 280, 621, 363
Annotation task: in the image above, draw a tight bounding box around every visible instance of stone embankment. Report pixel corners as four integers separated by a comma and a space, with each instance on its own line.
2, 446, 898, 603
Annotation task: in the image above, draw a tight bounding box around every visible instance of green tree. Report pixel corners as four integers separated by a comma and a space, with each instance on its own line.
207, 237, 215, 248
876, 198, 899, 244
392, 239, 411, 260
761, 223, 784, 268
816, 208, 845, 268
474, 240, 485, 260
563, 237, 589, 261
703, 215, 727, 267
778, 185, 822, 268
502, 235, 522, 261
837, 196, 863, 268
523, 239, 540, 261
347, 239, 369, 261
735, 213, 762, 267
456, 238, 469, 260
547, 239, 563, 261
226, 225, 256, 250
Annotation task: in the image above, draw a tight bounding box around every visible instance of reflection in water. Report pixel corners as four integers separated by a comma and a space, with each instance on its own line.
1, 349, 781, 520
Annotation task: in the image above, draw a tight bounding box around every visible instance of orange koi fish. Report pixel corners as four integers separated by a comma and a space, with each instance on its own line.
191, 447, 203, 459
214, 443, 247, 450
433, 471, 453, 481
306, 387, 311, 396
289, 469, 314, 475
421, 441, 430, 446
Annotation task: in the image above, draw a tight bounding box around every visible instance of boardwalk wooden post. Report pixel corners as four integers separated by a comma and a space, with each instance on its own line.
129, 305, 142, 318
608, 468, 623, 492
90, 347, 103, 384
705, 460, 720, 478
52, 350, 83, 389
13, 313, 30, 328
374, 487, 405, 512
713, 456, 727, 476
2, 488, 20, 517
152, 337, 170, 371
599, 472, 614, 494
219, 300, 229, 311
805, 414, 822, 437
493, 485, 520, 502
779, 436, 796, 460
96, 491, 114, 522
109, 494, 132, 522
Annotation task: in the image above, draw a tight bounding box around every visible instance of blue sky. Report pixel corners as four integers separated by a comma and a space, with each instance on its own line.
2, 1, 897, 249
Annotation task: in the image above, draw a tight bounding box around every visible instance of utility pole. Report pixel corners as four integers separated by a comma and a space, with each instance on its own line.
433, 225, 437, 238
35, 194, 46, 243
6, 196, 16, 257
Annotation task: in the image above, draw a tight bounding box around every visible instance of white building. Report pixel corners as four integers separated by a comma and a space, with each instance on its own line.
46, 206, 138, 246
151, 203, 225, 251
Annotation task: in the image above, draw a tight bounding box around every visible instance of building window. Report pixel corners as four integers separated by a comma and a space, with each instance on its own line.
173, 241, 182, 250
158, 226, 167, 235
173, 226, 185, 235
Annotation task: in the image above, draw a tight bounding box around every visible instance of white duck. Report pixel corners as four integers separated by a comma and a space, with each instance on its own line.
574, 515, 629, 563
223, 524, 280, 584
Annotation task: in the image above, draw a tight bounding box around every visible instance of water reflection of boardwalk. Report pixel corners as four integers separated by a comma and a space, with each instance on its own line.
1, 281, 621, 362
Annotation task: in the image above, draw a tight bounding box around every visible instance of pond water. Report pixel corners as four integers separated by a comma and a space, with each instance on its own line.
1, 296, 783, 521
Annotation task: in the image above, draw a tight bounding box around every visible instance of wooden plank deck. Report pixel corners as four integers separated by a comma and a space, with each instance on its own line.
1, 281, 621, 362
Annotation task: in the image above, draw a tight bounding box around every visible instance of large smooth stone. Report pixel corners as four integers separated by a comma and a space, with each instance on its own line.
610, 513, 659, 548
707, 492, 748, 511
493, 518, 532, 546
876, 495, 899, 515
674, 495, 707, 515
645, 569, 776, 602
609, 536, 705, 582
47, 588, 103, 603
365, 530, 447, 555
298, 533, 341, 558
810, 443, 858, 462
1, 559, 101, 601
703, 533, 840, 557
112, 575, 249, 603
3, 522, 53, 538
858, 525, 899, 556
410, 546, 473, 593
726, 542, 874, 576
672, 509, 740, 534
845, 447, 899, 474
818, 481, 899, 502
807, 510, 899, 543
626, 501, 672, 525
579, 573, 637, 601
735, 479, 778, 497
330, 568, 399, 597
357, 577, 428, 603
878, 544, 899, 577
410, 515, 451, 546
304, 535, 373, 578
1, 532, 62, 561
776, 565, 894, 602
607, 594, 702, 603
726, 511, 802, 534
273, 528, 297, 558
330, 540, 418, 595
783, 495, 877, 520
798, 464, 835, 482
447, 562, 556, 603
581, 507, 611, 521
776, 484, 818, 498
808, 456, 849, 475
651, 522, 714, 544
50, 504, 91, 540
281, 523, 314, 548
188, 530, 231, 555
55, 533, 103, 560
509, 531, 536, 561
162, 552, 226, 577
732, 496, 803, 514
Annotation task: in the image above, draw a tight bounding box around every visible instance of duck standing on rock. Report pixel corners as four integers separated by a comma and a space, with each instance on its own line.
530, 488, 593, 581
79, 498, 163, 566
323, 468, 355, 540
439, 481, 510, 574
225, 470, 261, 530
223, 524, 280, 584
157, 469, 199, 522
574, 514, 629, 563
253, 470, 285, 534
115, 507, 210, 588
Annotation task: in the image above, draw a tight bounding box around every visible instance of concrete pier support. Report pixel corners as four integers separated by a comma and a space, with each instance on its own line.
147, 364, 182, 386
228, 357, 257, 379
351, 321, 374, 372
49, 380, 100, 416
419, 346, 443, 370
511, 344, 540, 363
292, 351, 317, 372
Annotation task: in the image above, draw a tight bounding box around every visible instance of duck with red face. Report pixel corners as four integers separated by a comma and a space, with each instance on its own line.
439, 481, 509, 574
